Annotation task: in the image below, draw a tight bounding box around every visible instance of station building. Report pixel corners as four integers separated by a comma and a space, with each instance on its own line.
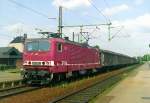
0, 34, 27, 69
0, 47, 22, 68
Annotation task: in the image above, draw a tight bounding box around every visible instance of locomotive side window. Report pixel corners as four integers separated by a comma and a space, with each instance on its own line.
57, 43, 62, 52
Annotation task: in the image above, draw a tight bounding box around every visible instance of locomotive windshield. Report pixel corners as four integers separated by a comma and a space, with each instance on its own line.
26, 40, 50, 51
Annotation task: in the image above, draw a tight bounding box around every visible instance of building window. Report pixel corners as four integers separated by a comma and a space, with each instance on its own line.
57, 43, 62, 52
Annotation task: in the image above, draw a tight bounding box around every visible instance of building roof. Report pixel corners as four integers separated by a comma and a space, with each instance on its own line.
0, 47, 22, 58
10, 36, 25, 43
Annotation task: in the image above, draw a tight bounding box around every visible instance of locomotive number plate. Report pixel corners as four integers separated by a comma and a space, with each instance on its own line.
32, 62, 41, 66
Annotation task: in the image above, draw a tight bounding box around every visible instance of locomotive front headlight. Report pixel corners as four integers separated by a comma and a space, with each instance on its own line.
28, 61, 31, 65
42, 62, 45, 65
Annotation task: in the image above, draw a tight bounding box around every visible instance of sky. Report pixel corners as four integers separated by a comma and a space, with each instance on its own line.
0, 0, 150, 57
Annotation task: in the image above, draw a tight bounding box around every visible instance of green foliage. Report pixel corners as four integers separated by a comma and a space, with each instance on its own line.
93, 45, 100, 49
0, 65, 16, 71
138, 54, 150, 61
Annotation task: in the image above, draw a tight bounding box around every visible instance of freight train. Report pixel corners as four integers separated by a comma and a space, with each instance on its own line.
22, 33, 137, 85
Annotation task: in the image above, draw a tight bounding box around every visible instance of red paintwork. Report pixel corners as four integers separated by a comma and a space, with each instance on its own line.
23, 38, 101, 73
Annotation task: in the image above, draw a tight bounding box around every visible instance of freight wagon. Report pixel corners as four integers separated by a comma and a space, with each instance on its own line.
100, 50, 137, 67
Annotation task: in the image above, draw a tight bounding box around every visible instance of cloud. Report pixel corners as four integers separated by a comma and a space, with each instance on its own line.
2, 23, 58, 38
2, 23, 36, 38
135, 0, 144, 5
52, 0, 91, 9
103, 4, 129, 16
3, 23, 24, 33
113, 13, 150, 33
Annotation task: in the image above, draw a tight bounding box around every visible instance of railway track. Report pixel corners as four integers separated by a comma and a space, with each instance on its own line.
50, 65, 137, 103
0, 85, 40, 99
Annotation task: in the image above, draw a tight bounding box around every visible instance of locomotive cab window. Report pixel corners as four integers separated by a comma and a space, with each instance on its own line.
57, 43, 62, 52
26, 40, 50, 51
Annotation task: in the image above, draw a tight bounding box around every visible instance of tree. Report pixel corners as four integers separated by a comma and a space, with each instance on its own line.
93, 45, 100, 49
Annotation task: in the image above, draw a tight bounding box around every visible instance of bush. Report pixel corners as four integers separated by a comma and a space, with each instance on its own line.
0, 65, 16, 71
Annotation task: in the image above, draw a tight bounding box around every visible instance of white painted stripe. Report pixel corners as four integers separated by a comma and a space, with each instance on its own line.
50, 61, 55, 66
65, 62, 100, 66
23, 61, 55, 66
23, 61, 100, 67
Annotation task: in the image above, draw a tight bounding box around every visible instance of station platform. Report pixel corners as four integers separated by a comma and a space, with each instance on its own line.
94, 63, 150, 103
0, 70, 22, 82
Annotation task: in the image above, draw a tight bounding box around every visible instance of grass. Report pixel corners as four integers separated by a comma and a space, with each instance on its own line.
6, 69, 21, 73
0, 68, 21, 74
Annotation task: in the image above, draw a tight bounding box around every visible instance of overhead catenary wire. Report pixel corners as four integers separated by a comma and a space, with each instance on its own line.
88, 0, 110, 23
62, 7, 105, 39
87, 0, 113, 41
7, 0, 111, 41
7, 0, 56, 19
63, 9, 92, 25
109, 26, 124, 40
103, 0, 130, 40
103, 0, 111, 22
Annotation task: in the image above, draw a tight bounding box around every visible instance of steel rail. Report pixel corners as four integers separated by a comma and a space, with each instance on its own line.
0, 86, 40, 99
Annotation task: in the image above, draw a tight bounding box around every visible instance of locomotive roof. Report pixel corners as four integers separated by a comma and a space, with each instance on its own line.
25, 38, 95, 49
64, 40, 93, 48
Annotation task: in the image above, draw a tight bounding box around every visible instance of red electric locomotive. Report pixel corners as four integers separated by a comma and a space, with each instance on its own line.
23, 32, 101, 84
